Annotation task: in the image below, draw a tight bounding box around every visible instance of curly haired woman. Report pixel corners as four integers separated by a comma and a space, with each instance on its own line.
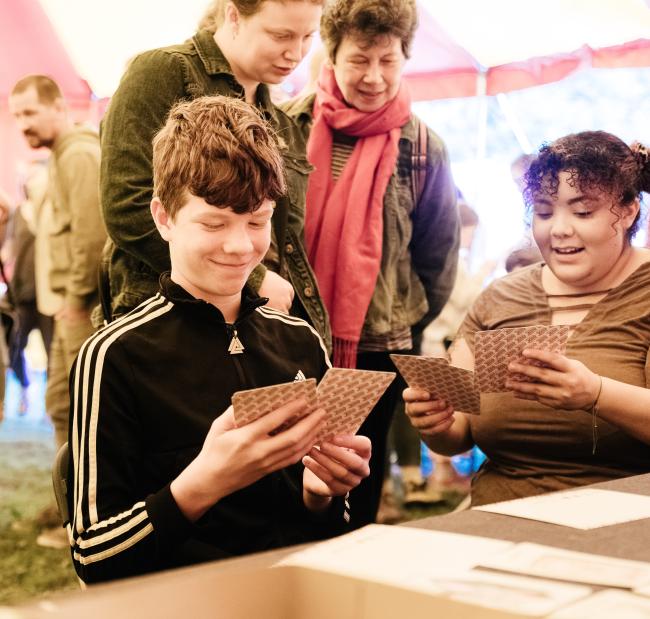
404, 131, 650, 506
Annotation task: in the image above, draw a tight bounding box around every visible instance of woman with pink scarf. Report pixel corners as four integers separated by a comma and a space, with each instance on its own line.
283, 0, 460, 527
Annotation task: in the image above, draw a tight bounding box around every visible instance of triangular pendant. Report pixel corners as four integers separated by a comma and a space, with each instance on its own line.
228, 330, 245, 355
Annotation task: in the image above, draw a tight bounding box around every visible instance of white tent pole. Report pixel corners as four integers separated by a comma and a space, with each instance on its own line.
496, 92, 532, 153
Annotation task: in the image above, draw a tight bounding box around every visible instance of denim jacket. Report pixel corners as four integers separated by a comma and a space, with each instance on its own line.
98, 30, 331, 348
282, 94, 460, 338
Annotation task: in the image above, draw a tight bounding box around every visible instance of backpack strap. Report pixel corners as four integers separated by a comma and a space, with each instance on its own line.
411, 119, 428, 210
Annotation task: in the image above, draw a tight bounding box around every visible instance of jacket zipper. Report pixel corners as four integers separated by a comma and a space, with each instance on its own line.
223, 295, 266, 386
225, 318, 284, 542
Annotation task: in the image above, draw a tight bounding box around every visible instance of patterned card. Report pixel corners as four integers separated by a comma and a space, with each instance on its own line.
390, 354, 480, 415
474, 325, 570, 393
232, 379, 317, 434
316, 368, 396, 442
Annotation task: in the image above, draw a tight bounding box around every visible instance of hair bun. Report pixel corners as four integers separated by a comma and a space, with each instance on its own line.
631, 142, 650, 193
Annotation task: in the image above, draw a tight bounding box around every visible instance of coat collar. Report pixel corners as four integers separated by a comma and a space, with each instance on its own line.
159, 271, 267, 322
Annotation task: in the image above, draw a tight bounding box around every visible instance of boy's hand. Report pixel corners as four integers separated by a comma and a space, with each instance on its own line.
171, 400, 325, 522
258, 270, 294, 313
302, 435, 371, 513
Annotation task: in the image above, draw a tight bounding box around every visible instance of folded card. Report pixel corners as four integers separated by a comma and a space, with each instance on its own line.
316, 368, 396, 441
232, 378, 317, 434
390, 354, 480, 415
474, 325, 570, 393
231, 368, 395, 442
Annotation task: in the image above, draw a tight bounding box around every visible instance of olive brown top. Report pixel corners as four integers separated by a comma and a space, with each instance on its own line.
460, 261, 650, 506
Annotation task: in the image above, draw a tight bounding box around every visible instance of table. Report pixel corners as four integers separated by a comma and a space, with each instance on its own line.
9, 473, 650, 619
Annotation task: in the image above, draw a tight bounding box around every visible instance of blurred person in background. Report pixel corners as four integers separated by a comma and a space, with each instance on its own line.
420, 192, 494, 494
9, 74, 105, 548
0, 188, 12, 421
6, 164, 55, 415
505, 244, 543, 274
511, 153, 537, 196
422, 193, 494, 357
283, 0, 459, 527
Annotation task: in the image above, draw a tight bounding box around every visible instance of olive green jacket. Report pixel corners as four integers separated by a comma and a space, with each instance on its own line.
99, 30, 330, 347
282, 94, 460, 338
49, 125, 106, 310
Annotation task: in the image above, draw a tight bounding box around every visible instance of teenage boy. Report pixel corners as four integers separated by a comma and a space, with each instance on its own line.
67, 96, 371, 584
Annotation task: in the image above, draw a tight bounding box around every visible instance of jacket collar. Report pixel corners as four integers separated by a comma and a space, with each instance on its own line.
192, 29, 235, 77
159, 272, 267, 322
285, 93, 316, 124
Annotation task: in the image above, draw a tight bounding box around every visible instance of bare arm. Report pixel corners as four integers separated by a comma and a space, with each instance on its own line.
508, 349, 650, 445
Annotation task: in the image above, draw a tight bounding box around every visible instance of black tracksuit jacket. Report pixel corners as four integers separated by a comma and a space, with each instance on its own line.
67, 274, 345, 583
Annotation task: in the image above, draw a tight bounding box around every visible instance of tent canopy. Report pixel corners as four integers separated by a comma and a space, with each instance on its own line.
32, 0, 650, 100
2, 0, 649, 198
0, 0, 91, 102
407, 0, 650, 99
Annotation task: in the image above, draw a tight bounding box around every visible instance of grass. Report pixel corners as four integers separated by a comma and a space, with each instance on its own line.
0, 431, 79, 606
403, 492, 467, 521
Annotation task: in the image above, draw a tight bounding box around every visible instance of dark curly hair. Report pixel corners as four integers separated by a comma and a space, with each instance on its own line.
524, 131, 650, 240
320, 0, 417, 61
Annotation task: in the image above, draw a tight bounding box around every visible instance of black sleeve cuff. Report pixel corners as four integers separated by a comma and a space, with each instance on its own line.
146, 483, 195, 548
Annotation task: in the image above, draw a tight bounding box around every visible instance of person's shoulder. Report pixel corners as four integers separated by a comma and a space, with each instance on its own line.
133, 37, 197, 64
87, 294, 176, 355
254, 305, 316, 331
274, 95, 315, 147
254, 306, 326, 348
56, 126, 100, 161
278, 93, 316, 120
119, 39, 194, 86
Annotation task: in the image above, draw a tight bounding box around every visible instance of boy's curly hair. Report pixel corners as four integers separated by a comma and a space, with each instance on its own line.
153, 95, 286, 218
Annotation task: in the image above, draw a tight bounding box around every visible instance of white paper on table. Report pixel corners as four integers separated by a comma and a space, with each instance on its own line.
278, 525, 591, 617
277, 524, 513, 584
474, 489, 650, 529
419, 569, 591, 617
479, 542, 650, 589
635, 582, 650, 598
549, 590, 650, 618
